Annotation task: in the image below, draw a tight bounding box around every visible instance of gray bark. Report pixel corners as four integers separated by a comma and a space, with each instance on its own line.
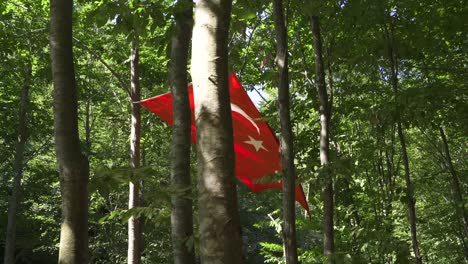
50, 0, 90, 262
191, 0, 243, 263
272, 0, 298, 263
3, 67, 30, 264
311, 15, 334, 262
128, 34, 142, 264
170, 1, 195, 263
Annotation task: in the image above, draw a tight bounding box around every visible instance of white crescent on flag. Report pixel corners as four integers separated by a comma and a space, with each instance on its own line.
230, 103, 260, 134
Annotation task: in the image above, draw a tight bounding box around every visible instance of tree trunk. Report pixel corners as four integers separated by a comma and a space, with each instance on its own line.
128, 33, 142, 264
439, 127, 468, 257
191, 0, 242, 263
310, 15, 334, 262
397, 123, 422, 263
50, 0, 90, 262
272, 0, 298, 263
170, 1, 195, 263
386, 23, 423, 263
3, 67, 30, 264
326, 45, 334, 117
85, 98, 91, 166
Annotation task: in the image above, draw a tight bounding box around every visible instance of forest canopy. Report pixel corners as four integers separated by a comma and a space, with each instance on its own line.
1, 0, 466, 263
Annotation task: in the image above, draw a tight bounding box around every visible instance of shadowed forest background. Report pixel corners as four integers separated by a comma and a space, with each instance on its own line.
1, 0, 467, 263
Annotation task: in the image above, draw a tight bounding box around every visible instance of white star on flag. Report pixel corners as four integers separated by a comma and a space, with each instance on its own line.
244, 135, 268, 152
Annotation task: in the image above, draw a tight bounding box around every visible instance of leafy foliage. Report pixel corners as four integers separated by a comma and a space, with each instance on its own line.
1, 0, 466, 262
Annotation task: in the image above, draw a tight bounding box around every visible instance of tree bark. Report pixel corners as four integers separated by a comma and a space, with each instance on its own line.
310, 15, 334, 263
50, 0, 90, 262
439, 127, 468, 257
3, 67, 30, 264
85, 98, 91, 151
85, 97, 92, 168
128, 33, 142, 264
191, 0, 242, 263
397, 123, 422, 263
170, 1, 195, 264
386, 23, 423, 263
272, 0, 298, 263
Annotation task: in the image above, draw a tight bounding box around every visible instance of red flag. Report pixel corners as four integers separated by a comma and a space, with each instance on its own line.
139, 73, 310, 214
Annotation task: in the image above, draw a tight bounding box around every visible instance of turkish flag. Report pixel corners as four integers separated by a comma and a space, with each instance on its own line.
139, 73, 310, 214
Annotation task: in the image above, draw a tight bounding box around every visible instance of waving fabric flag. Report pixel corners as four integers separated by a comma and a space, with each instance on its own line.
139, 73, 310, 214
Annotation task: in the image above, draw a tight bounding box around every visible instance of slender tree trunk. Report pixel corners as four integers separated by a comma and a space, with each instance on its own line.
272, 0, 298, 263
3, 67, 30, 264
310, 15, 334, 262
50, 0, 89, 262
128, 33, 142, 264
85, 98, 92, 167
439, 127, 468, 257
191, 0, 242, 263
397, 123, 422, 263
326, 45, 334, 117
85, 99, 91, 150
386, 23, 422, 263
170, 1, 195, 264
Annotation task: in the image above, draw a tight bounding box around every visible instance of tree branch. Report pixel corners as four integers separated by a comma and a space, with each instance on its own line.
73, 37, 131, 97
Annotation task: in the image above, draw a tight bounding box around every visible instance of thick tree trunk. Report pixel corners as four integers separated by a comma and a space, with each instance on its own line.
272, 0, 298, 263
50, 0, 90, 262
170, 1, 195, 264
310, 15, 334, 262
386, 24, 422, 263
191, 1, 242, 263
3, 68, 30, 264
128, 34, 142, 264
439, 127, 468, 257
